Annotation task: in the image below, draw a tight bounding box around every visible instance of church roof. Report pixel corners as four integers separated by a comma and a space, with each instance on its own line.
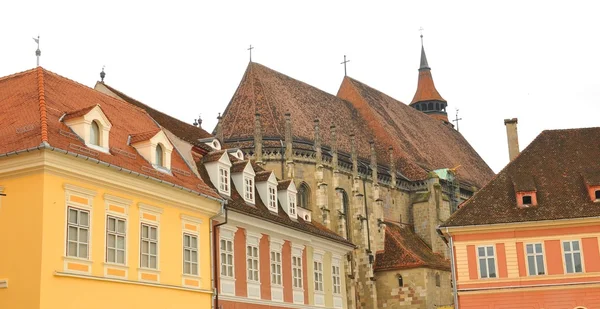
98, 83, 213, 145
374, 222, 450, 272
442, 127, 600, 227
410, 45, 446, 104
219, 62, 493, 187
0, 67, 219, 199
339, 77, 493, 188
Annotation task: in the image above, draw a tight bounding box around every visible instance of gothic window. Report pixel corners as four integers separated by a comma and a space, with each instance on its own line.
297, 182, 311, 210
341, 190, 350, 240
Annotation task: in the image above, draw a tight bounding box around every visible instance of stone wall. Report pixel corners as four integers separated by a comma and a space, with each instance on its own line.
376, 268, 453, 309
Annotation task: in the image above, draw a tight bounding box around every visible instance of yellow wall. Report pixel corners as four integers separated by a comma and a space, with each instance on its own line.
0, 171, 45, 309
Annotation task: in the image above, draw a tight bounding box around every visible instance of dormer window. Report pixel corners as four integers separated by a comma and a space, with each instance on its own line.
244, 177, 254, 201
219, 166, 230, 194
268, 186, 277, 211
595, 190, 600, 200
289, 193, 297, 216
522, 195, 532, 205
516, 191, 537, 208
155, 144, 164, 167
90, 121, 100, 146
63, 104, 112, 153
198, 138, 221, 151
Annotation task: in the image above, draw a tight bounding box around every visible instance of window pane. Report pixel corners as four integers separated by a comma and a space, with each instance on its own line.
526, 244, 533, 254
488, 258, 496, 277
478, 247, 485, 256
184, 250, 191, 261
117, 236, 125, 249
535, 243, 542, 253
192, 251, 197, 262
572, 241, 580, 251
68, 227, 78, 241
150, 227, 157, 240
536, 255, 545, 274
141, 241, 149, 254
192, 263, 198, 275
527, 256, 536, 275
227, 241, 232, 251
150, 243, 157, 255
574, 253, 582, 272
80, 212, 89, 226
191, 237, 197, 249
68, 242, 77, 256
79, 244, 88, 258
150, 256, 157, 268
107, 249, 116, 262
117, 250, 125, 264
565, 254, 574, 273
142, 256, 148, 268
108, 234, 116, 247
563, 242, 571, 251
486, 246, 494, 256
69, 209, 78, 224
117, 220, 125, 233
184, 235, 190, 247
184, 262, 190, 274
108, 217, 116, 231
79, 228, 88, 243
479, 259, 487, 278
142, 225, 149, 238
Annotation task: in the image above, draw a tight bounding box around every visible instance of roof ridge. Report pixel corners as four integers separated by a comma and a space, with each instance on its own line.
252, 64, 282, 137
36, 67, 49, 143
0, 67, 37, 83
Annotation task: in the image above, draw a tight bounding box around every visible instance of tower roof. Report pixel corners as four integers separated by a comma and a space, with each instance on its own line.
410, 43, 446, 105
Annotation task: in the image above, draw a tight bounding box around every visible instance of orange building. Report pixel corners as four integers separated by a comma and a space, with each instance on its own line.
440, 125, 600, 309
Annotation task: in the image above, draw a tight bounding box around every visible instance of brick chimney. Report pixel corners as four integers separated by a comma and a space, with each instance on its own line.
504, 118, 520, 161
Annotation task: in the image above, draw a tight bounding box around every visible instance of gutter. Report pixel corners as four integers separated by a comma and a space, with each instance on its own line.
0, 143, 223, 203
442, 214, 600, 231
212, 200, 229, 309
444, 227, 459, 309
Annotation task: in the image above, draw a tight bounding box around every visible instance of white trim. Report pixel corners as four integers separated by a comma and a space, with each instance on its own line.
105, 215, 127, 265
476, 244, 498, 279
139, 222, 160, 271
86, 143, 110, 154
182, 233, 200, 277
562, 239, 585, 274
64, 183, 97, 199
64, 205, 92, 262
104, 194, 132, 208
181, 214, 203, 225
525, 242, 546, 276
138, 203, 164, 215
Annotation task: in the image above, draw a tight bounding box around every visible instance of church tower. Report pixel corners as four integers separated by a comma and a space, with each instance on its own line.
409, 35, 449, 122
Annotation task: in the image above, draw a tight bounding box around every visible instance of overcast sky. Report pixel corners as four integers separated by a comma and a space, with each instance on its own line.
2, 1, 599, 173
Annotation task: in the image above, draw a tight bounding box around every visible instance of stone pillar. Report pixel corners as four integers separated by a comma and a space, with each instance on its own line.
504, 118, 520, 161
314, 119, 329, 228
285, 113, 295, 178
330, 125, 338, 170
215, 113, 223, 142
351, 134, 359, 193
254, 113, 263, 165
369, 141, 377, 183
314, 119, 322, 169
388, 146, 396, 187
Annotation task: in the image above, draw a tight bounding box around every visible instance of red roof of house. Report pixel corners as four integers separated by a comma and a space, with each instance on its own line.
129, 129, 161, 144
0, 67, 219, 199
374, 222, 450, 272
443, 127, 600, 227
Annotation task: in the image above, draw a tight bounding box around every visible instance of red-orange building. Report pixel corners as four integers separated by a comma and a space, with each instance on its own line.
440, 126, 600, 309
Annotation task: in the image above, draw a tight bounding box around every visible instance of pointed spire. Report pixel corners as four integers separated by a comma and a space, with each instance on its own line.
419, 43, 430, 70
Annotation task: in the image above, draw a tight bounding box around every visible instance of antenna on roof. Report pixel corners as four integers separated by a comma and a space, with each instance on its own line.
100, 66, 106, 83
341, 55, 350, 76
452, 108, 463, 132
33, 36, 41, 67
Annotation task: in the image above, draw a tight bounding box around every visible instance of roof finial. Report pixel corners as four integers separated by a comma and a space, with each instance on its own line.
418, 27, 430, 70
193, 114, 202, 128
100, 66, 106, 83
419, 27, 424, 46
452, 108, 463, 132
247, 45, 254, 62
33, 36, 41, 67
341, 55, 350, 76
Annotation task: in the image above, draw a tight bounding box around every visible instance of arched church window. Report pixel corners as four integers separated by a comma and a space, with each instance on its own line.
341, 189, 350, 240
297, 182, 311, 210
428, 102, 434, 110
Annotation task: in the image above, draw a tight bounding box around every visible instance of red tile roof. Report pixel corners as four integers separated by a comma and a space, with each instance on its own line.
129, 129, 161, 145
277, 179, 292, 191
0, 67, 220, 200
374, 222, 450, 272
442, 127, 600, 227
410, 69, 446, 104
62, 104, 98, 122
202, 150, 227, 163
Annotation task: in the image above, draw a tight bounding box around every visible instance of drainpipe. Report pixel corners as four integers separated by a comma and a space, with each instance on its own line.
445, 227, 459, 309
211, 200, 228, 309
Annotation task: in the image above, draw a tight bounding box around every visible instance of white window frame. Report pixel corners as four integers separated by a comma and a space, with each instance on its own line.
292, 255, 303, 289
563, 240, 584, 274
526, 243, 546, 276
268, 185, 277, 211
106, 216, 126, 265
289, 193, 297, 217
140, 223, 158, 269
244, 176, 255, 203
220, 237, 234, 278
183, 233, 199, 276
247, 242, 259, 282
314, 260, 324, 292
271, 250, 282, 286
218, 166, 230, 195
332, 264, 341, 294
477, 245, 497, 279
67, 207, 90, 259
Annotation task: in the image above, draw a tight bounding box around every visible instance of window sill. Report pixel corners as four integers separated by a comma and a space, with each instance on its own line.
63, 256, 93, 264
104, 262, 128, 269
86, 143, 110, 154
138, 267, 161, 274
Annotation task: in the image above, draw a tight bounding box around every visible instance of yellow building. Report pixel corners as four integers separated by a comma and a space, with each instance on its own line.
0, 67, 223, 308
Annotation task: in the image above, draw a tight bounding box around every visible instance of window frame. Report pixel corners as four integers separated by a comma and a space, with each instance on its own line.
155, 143, 164, 167
525, 242, 546, 276
106, 215, 127, 265
268, 185, 277, 211
183, 233, 199, 276
247, 242, 260, 282
314, 260, 324, 292
218, 166, 230, 195
476, 245, 498, 279
140, 223, 159, 270
220, 237, 234, 278
292, 254, 303, 289
244, 175, 255, 203
66, 207, 91, 259
90, 120, 101, 146
562, 240, 584, 274
332, 264, 341, 294
288, 192, 297, 217
270, 250, 282, 286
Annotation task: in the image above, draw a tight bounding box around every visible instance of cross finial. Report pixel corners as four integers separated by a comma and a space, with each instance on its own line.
100, 66, 106, 83
247, 45, 254, 62
452, 108, 463, 132
33, 35, 41, 67
419, 27, 424, 45
341, 55, 350, 76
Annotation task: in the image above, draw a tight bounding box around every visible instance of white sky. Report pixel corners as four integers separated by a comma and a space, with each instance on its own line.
2, 0, 599, 173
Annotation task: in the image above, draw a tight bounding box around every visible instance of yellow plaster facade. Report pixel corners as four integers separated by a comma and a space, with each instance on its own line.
0, 150, 221, 309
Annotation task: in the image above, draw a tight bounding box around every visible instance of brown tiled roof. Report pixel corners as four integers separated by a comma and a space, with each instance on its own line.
62, 104, 98, 121
442, 128, 600, 227
338, 77, 494, 188
583, 170, 600, 186
374, 222, 449, 272
196, 163, 352, 247
277, 179, 292, 191
231, 161, 249, 173
255, 170, 273, 182
0, 67, 219, 199
202, 150, 226, 163
129, 129, 161, 145
219, 62, 493, 187
99, 83, 213, 145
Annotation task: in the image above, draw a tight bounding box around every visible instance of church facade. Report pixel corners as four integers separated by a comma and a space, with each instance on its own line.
215, 41, 495, 309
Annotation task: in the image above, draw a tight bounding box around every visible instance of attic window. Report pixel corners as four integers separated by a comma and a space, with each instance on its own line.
595, 190, 600, 200
63, 105, 112, 153
288, 193, 297, 217
522, 195, 532, 205
219, 167, 230, 194
516, 191, 537, 208
268, 185, 277, 212
155, 144, 164, 167
90, 121, 100, 146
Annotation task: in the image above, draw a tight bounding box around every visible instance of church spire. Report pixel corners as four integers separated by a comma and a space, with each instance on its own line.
410, 34, 449, 123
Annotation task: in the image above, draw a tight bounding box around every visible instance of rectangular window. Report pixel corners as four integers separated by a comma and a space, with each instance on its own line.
332, 265, 341, 294
220, 238, 234, 277
140, 223, 158, 269
314, 261, 324, 291
244, 177, 254, 201
183, 234, 199, 275
477, 245, 496, 279
526, 243, 545, 275
106, 216, 126, 264
270, 251, 282, 285
269, 186, 277, 210
67, 207, 90, 259
292, 255, 303, 288
289, 193, 297, 216
563, 240, 583, 273
219, 167, 229, 193
247, 244, 259, 282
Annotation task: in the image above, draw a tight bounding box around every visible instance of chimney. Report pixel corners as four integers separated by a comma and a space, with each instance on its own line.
504, 118, 520, 161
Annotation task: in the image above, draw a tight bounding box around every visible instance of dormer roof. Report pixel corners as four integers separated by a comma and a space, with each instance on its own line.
202, 150, 228, 164
255, 170, 274, 183
231, 160, 252, 174
129, 128, 161, 145
442, 127, 600, 227
277, 179, 293, 191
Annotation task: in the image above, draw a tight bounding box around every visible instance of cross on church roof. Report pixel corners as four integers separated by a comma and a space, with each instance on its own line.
452, 108, 463, 132
341, 55, 350, 76
247, 45, 254, 62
